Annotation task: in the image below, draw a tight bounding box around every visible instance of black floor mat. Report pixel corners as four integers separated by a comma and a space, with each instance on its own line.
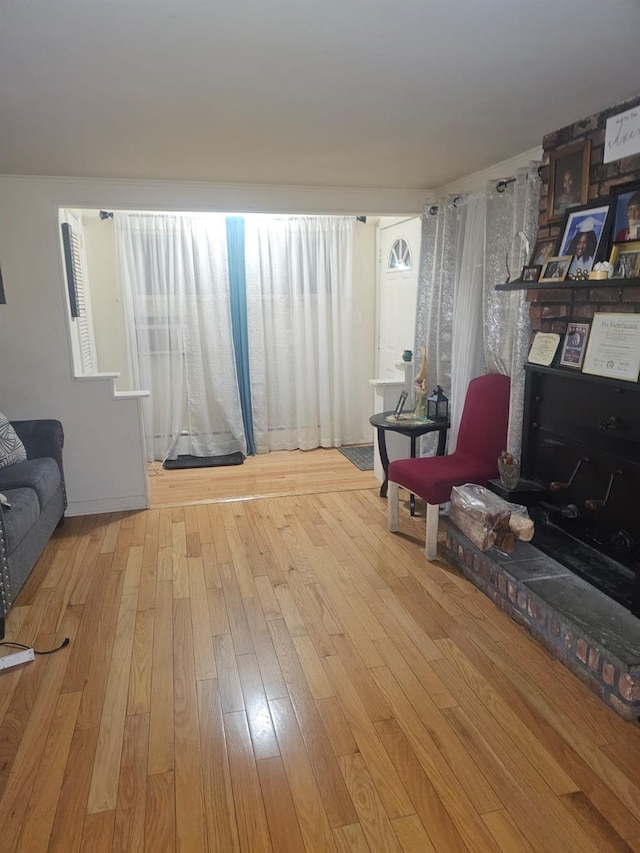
337, 445, 374, 471
163, 452, 244, 470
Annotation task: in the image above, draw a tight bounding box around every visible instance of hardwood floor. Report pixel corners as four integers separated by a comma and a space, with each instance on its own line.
2, 451, 640, 852
148, 448, 379, 508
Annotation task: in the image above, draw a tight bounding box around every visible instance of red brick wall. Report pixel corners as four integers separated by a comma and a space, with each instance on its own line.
529, 93, 640, 333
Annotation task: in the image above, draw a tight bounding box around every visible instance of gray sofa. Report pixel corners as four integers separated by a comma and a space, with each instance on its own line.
0, 420, 66, 634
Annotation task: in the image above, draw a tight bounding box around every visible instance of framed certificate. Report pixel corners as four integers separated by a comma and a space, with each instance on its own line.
583, 313, 640, 381
527, 332, 560, 366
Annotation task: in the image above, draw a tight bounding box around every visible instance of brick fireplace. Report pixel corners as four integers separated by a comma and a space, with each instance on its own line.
532, 93, 640, 333
444, 94, 640, 721
442, 520, 640, 720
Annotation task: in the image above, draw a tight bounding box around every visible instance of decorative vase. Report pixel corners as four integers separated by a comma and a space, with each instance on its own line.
402, 349, 413, 362
498, 457, 520, 490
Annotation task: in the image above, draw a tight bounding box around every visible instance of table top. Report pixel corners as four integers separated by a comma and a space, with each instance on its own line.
369, 411, 450, 434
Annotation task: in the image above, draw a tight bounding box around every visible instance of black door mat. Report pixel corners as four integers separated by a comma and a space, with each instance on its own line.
163, 452, 245, 470
337, 445, 374, 471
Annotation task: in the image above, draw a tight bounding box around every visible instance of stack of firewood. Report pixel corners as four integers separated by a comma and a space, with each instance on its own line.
449, 484, 534, 554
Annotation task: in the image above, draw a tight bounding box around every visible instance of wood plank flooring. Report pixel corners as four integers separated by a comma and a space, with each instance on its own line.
148, 447, 378, 508
1, 450, 640, 852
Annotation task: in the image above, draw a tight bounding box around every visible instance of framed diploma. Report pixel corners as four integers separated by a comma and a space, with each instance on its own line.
583, 313, 640, 382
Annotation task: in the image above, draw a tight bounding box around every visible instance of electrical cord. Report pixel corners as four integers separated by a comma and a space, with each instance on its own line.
0, 638, 70, 655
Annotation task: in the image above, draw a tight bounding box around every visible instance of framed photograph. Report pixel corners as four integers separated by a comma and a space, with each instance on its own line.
521, 264, 542, 282
529, 237, 556, 268
609, 241, 640, 279
583, 313, 640, 382
539, 255, 572, 283
560, 322, 590, 369
393, 389, 408, 417
547, 140, 591, 222
610, 180, 640, 244
556, 202, 610, 277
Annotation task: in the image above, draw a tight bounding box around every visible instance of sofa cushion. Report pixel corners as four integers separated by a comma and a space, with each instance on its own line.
0, 458, 61, 510
0, 412, 27, 470
0, 488, 39, 553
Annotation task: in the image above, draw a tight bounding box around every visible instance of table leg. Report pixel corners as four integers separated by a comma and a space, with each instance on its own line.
436, 425, 447, 456
409, 436, 417, 515
376, 428, 390, 498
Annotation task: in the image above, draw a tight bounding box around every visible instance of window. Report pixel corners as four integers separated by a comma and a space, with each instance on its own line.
388, 238, 412, 271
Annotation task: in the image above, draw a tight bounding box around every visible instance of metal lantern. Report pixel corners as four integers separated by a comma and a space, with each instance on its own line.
427, 385, 449, 422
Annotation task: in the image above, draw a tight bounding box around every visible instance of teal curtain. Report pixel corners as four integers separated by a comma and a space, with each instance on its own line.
226, 216, 256, 455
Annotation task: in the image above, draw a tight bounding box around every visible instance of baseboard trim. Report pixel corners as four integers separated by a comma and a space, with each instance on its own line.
66, 495, 149, 516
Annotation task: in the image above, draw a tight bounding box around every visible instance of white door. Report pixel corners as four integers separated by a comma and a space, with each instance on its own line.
376, 217, 421, 379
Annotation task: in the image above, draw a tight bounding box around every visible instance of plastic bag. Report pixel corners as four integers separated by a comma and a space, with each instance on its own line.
449, 484, 534, 554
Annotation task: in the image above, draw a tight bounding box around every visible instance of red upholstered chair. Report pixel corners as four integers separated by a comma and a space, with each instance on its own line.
388, 373, 510, 559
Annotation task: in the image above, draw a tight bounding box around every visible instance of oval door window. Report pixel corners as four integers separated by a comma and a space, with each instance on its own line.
388, 238, 412, 271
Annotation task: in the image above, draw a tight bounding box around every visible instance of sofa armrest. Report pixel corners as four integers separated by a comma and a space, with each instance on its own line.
10, 420, 67, 510
0, 505, 10, 621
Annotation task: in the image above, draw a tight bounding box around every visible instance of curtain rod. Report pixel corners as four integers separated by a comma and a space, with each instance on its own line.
428, 195, 460, 215
428, 169, 536, 214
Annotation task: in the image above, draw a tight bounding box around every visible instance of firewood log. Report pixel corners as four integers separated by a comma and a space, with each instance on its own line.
449, 505, 496, 551
509, 514, 534, 541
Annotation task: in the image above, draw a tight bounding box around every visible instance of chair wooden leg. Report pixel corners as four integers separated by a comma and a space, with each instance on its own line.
425, 502, 439, 560
388, 481, 399, 532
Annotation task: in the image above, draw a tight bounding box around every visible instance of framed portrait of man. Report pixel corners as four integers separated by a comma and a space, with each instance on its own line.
610, 180, 640, 244
547, 140, 591, 223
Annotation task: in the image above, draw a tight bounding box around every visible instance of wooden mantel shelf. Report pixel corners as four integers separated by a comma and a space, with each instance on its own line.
495, 276, 640, 292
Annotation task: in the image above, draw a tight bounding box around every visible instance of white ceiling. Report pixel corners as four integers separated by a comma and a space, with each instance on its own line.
2, 0, 640, 190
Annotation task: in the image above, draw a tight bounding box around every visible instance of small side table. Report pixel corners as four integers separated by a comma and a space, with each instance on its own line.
369, 411, 449, 515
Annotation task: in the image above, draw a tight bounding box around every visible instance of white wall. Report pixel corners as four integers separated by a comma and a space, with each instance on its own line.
351, 219, 377, 441
0, 175, 427, 514
434, 146, 542, 196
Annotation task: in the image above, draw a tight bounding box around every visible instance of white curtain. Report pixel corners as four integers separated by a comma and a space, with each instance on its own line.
484, 165, 541, 459
244, 215, 358, 452
414, 164, 540, 459
115, 212, 246, 462
449, 193, 487, 450
413, 195, 486, 455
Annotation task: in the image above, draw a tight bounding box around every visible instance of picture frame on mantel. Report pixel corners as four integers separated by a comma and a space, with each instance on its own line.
539, 255, 572, 283
547, 139, 591, 223
556, 201, 610, 277
529, 237, 556, 268
609, 241, 640, 279
609, 180, 640, 245
521, 264, 541, 282
560, 322, 590, 369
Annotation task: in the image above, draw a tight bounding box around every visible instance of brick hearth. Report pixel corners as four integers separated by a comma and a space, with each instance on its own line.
442, 519, 640, 721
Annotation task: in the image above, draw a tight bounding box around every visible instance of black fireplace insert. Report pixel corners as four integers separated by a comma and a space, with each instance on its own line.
521, 364, 640, 615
